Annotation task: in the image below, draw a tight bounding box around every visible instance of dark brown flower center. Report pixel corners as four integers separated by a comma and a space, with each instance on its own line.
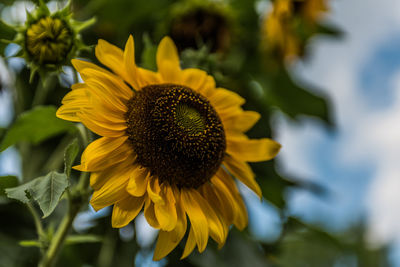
125, 84, 226, 188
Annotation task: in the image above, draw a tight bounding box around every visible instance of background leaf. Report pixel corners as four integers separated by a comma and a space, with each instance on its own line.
64, 139, 79, 178
0, 176, 19, 196
65, 235, 103, 245
0, 106, 76, 152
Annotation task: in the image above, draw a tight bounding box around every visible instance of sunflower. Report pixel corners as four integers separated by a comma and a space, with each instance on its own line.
56, 35, 281, 260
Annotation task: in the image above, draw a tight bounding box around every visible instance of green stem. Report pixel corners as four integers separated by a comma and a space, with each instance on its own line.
38, 199, 81, 267
27, 202, 45, 242
32, 75, 54, 107
38, 126, 93, 267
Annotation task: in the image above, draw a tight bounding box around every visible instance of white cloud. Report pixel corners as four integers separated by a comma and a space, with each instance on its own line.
275, 0, 400, 246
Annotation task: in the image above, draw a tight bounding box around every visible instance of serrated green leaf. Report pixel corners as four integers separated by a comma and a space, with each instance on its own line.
64, 139, 79, 178
5, 182, 32, 203
19, 240, 41, 247
65, 235, 102, 245
29, 171, 69, 218
5, 171, 69, 218
0, 106, 76, 152
0, 176, 19, 196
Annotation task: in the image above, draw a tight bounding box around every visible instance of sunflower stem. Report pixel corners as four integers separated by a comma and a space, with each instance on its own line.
38, 126, 93, 267
27, 202, 46, 254
38, 196, 81, 267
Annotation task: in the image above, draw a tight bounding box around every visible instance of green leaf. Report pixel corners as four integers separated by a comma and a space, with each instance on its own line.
65, 235, 103, 245
29, 172, 69, 218
0, 20, 17, 55
0, 106, 76, 152
19, 240, 41, 247
0, 176, 19, 196
6, 171, 69, 218
140, 34, 157, 71
64, 138, 79, 178
267, 70, 333, 126
5, 181, 32, 203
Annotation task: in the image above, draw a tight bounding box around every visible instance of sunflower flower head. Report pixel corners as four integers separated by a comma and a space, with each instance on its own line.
9, 0, 95, 81
167, 0, 235, 53
57, 35, 281, 260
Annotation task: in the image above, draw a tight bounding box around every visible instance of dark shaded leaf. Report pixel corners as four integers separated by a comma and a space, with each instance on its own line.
0, 176, 19, 196
267, 70, 333, 126
0, 20, 17, 55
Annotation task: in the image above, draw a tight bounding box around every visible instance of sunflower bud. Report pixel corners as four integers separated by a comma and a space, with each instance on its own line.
5, 0, 95, 81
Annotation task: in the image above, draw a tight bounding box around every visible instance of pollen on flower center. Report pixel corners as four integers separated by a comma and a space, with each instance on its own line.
25, 17, 73, 64
125, 84, 226, 188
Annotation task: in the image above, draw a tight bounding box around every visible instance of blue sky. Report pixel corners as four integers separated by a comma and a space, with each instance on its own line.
272, 0, 400, 265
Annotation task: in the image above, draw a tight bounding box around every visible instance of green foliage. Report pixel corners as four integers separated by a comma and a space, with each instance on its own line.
0, 20, 17, 55
267, 70, 333, 125
0, 106, 76, 152
64, 235, 103, 245
0, 176, 19, 196
5, 171, 69, 218
64, 139, 79, 178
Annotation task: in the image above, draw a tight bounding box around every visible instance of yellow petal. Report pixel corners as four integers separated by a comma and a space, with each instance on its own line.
223, 155, 262, 199
154, 185, 177, 231
90, 166, 131, 211
144, 197, 160, 228
78, 112, 126, 138
156, 37, 181, 82
193, 188, 226, 245
226, 136, 281, 162
197, 75, 216, 97
215, 168, 248, 229
95, 39, 124, 77
71, 59, 109, 77
181, 68, 208, 91
81, 68, 133, 102
112, 195, 145, 228
147, 178, 164, 205
137, 68, 161, 87
56, 89, 91, 122
222, 110, 260, 133
181, 226, 196, 259
202, 182, 232, 232
127, 166, 149, 197
74, 136, 129, 172
89, 155, 136, 190
123, 35, 141, 90
209, 88, 245, 112
181, 189, 209, 252
153, 198, 187, 261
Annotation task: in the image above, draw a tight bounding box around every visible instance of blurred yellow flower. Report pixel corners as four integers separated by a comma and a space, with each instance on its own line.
57, 35, 281, 260
262, 0, 329, 61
